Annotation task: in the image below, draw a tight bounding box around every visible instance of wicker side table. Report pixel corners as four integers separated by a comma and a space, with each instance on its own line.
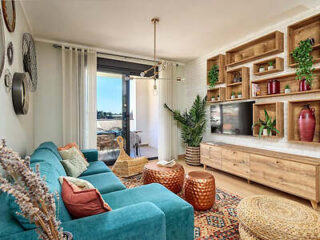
143, 162, 185, 194
184, 171, 215, 211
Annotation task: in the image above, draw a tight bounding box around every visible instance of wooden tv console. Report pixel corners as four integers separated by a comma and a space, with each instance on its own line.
200, 142, 320, 209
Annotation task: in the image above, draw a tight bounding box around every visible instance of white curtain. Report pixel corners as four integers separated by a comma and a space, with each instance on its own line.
158, 62, 178, 161
61, 46, 97, 149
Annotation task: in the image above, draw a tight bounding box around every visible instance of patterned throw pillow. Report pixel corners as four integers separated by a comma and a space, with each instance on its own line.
61, 178, 112, 219
59, 176, 95, 190
58, 143, 89, 167
60, 158, 87, 177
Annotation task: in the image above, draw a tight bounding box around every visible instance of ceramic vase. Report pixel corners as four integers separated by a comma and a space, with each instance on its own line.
285, 88, 291, 94
238, 94, 242, 99
299, 79, 311, 91
268, 65, 274, 71
298, 104, 316, 142
267, 80, 280, 95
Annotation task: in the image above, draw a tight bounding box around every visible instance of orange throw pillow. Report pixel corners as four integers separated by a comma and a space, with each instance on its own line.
61, 179, 112, 219
58, 142, 88, 163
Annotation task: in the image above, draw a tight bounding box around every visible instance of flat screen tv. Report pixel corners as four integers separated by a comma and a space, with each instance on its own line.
210, 101, 254, 135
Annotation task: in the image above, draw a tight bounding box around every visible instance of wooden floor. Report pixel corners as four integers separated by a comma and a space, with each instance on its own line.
176, 158, 318, 210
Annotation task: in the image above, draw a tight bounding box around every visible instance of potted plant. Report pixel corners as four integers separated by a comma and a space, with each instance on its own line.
208, 65, 219, 88
237, 91, 242, 99
211, 96, 215, 102
217, 94, 220, 101
285, 84, 291, 94
292, 39, 315, 91
231, 91, 236, 99
164, 95, 206, 166
252, 110, 280, 137
259, 65, 265, 73
268, 61, 274, 71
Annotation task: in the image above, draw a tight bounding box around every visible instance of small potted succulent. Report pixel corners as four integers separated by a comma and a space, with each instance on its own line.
268, 61, 274, 71
259, 65, 265, 73
237, 91, 242, 99
217, 94, 220, 101
285, 84, 291, 94
211, 96, 215, 102
252, 110, 280, 137
231, 91, 236, 99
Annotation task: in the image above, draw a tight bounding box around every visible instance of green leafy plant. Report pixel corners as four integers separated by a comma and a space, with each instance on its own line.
164, 95, 206, 147
237, 91, 242, 95
231, 91, 236, 96
285, 84, 290, 90
208, 65, 219, 88
292, 39, 315, 86
252, 109, 280, 137
268, 61, 274, 67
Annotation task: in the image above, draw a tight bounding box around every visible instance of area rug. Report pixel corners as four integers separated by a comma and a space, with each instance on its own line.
120, 174, 242, 240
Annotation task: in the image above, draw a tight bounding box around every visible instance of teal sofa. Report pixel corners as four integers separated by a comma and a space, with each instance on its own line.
0, 142, 194, 240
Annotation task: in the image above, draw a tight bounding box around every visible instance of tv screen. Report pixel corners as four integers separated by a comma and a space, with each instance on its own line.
210, 101, 254, 135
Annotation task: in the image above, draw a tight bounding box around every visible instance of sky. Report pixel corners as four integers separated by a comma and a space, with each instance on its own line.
97, 75, 122, 113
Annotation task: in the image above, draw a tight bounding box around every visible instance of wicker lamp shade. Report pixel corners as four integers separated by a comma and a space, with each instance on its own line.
237, 195, 320, 240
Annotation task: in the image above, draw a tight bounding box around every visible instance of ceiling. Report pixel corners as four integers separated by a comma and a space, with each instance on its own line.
21, 0, 320, 62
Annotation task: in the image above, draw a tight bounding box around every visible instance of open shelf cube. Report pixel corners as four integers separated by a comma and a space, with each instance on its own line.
226, 31, 284, 67
253, 102, 284, 138
207, 54, 225, 85
207, 87, 226, 103
288, 13, 320, 67
288, 99, 320, 145
251, 69, 320, 99
253, 57, 284, 76
226, 67, 249, 101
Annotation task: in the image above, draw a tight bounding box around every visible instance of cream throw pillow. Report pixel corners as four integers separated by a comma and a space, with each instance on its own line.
59, 147, 89, 168
60, 158, 87, 177
59, 176, 94, 190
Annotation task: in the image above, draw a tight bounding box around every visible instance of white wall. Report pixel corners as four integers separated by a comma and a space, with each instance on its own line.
33, 42, 62, 148
183, 7, 320, 158
0, 2, 33, 156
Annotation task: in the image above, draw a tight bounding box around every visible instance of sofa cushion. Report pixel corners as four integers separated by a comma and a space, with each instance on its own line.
102, 183, 194, 240
61, 158, 87, 177
36, 141, 62, 161
81, 161, 111, 176
0, 194, 24, 238
80, 172, 126, 194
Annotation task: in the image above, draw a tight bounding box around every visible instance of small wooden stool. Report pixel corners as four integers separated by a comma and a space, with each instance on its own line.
184, 171, 215, 211
112, 136, 148, 177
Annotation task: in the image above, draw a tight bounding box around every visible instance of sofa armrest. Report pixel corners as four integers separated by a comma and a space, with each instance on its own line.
81, 149, 98, 162
4, 202, 166, 240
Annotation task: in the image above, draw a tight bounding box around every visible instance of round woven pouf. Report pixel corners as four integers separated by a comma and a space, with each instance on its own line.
143, 162, 185, 194
184, 171, 215, 211
237, 195, 320, 240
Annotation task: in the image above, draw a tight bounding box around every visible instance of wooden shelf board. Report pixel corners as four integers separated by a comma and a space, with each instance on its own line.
252, 89, 320, 99
288, 57, 320, 68
288, 140, 320, 146
207, 100, 222, 104
226, 98, 244, 101
253, 134, 281, 139
254, 68, 282, 76
227, 82, 242, 86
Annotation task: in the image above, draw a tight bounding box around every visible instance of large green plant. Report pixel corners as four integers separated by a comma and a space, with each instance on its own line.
208, 65, 219, 88
252, 109, 279, 137
164, 95, 207, 147
292, 39, 315, 86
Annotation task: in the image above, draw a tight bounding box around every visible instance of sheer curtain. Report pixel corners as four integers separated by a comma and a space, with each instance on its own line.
61, 46, 97, 149
158, 62, 178, 161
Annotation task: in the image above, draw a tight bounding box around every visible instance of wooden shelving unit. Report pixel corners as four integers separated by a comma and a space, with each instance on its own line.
207, 54, 225, 85
251, 69, 320, 99
288, 13, 320, 67
288, 99, 320, 145
253, 102, 284, 138
207, 87, 226, 103
226, 31, 284, 67
226, 67, 249, 101
253, 57, 284, 76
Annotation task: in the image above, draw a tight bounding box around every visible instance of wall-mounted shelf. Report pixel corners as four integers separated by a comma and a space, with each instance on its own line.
226, 31, 284, 67
253, 102, 284, 138
288, 13, 320, 67
226, 67, 249, 101
207, 87, 226, 103
288, 99, 320, 145
207, 54, 225, 85
251, 69, 320, 99
253, 57, 284, 76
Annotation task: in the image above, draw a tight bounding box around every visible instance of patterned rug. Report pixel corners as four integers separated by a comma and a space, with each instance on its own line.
120, 174, 242, 240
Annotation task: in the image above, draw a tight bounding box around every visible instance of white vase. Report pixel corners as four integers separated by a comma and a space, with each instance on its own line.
259, 68, 265, 73
217, 97, 220, 101
231, 95, 235, 99
285, 89, 291, 94
263, 129, 268, 136
238, 94, 242, 99
268, 66, 274, 71
211, 97, 215, 102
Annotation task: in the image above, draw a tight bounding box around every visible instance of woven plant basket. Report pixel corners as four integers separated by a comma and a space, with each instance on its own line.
185, 146, 201, 166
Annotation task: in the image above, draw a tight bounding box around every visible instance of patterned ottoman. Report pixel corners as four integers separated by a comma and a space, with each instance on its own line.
237, 195, 320, 240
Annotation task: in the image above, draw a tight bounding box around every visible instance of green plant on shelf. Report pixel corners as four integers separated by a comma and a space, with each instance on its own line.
292, 39, 315, 86
268, 61, 274, 66
252, 109, 280, 137
231, 91, 236, 96
208, 65, 219, 88
285, 84, 290, 90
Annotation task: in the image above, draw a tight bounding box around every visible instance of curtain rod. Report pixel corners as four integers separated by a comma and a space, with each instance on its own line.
35, 37, 184, 66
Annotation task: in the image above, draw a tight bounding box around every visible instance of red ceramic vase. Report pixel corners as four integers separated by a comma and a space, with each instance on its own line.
267, 80, 280, 95
299, 79, 311, 91
298, 104, 316, 142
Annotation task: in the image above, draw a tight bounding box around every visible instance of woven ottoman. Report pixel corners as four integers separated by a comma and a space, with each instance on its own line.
237, 195, 320, 240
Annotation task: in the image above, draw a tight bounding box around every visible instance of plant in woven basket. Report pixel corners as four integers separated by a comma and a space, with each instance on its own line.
292, 39, 315, 86
208, 65, 219, 88
0, 139, 64, 240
